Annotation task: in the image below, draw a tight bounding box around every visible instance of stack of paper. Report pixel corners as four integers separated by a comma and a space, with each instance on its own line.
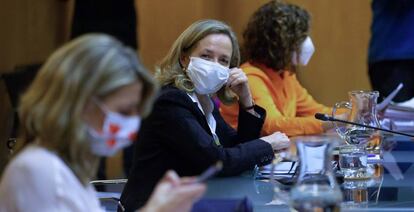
257, 162, 298, 180
384, 105, 414, 119
383, 105, 414, 132
396, 96, 414, 109
375, 83, 414, 132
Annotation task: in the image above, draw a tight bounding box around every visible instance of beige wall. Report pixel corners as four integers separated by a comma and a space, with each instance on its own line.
136, 0, 226, 69
0, 0, 69, 72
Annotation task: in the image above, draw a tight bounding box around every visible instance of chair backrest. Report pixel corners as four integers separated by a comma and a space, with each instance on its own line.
2, 63, 41, 109
1, 63, 41, 152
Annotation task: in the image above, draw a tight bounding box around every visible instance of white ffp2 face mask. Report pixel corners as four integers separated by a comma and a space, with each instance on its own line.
186, 57, 229, 94
87, 101, 141, 156
292, 36, 315, 66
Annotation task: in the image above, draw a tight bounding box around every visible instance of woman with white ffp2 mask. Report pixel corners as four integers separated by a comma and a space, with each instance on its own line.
120, 20, 290, 211
180, 32, 256, 110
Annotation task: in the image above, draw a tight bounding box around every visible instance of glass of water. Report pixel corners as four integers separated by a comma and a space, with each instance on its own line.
341, 180, 369, 209
339, 145, 368, 180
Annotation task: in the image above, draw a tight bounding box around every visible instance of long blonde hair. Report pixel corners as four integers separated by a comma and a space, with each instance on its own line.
156, 19, 240, 104
18, 34, 158, 184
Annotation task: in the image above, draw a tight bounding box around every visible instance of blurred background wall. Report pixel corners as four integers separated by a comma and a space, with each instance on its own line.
0, 0, 372, 175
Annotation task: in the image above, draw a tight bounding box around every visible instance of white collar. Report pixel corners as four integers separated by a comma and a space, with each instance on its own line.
187, 92, 220, 145
187, 92, 214, 115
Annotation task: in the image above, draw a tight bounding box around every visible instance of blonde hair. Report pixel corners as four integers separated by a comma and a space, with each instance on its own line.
18, 34, 158, 184
156, 19, 240, 104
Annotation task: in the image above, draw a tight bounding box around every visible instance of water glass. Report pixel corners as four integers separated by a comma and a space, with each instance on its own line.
341, 180, 369, 209
339, 145, 368, 179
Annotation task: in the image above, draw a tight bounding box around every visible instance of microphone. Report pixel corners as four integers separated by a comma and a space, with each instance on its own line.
315, 113, 414, 138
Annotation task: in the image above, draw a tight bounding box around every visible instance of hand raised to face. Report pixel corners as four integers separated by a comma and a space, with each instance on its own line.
226, 67, 253, 108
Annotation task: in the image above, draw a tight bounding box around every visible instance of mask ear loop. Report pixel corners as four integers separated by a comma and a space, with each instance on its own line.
179, 53, 191, 71
179, 58, 185, 71
86, 97, 108, 135
180, 57, 198, 93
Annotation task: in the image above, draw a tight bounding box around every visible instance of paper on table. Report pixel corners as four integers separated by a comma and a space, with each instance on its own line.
391, 120, 414, 132
259, 162, 298, 177
376, 83, 403, 111
384, 104, 414, 120
367, 154, 382, 162
396, 96, 414, 109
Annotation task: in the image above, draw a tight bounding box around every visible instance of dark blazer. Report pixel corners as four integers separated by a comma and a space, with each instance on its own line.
120, 85, 275, 211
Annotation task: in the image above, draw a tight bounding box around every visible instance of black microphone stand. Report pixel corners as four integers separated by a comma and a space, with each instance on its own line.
315, 113, 414, 138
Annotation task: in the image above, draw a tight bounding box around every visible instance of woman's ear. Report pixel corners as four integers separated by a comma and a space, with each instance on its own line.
82, 99, 105, 132
179, 55, 190, 70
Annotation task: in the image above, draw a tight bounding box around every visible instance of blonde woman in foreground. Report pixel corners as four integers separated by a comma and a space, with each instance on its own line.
0, 34, 205, 212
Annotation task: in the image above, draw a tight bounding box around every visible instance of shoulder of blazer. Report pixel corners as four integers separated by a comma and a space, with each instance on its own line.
156, 85, 193, 107
154, 85, 211, 132
155, 85, 206, 118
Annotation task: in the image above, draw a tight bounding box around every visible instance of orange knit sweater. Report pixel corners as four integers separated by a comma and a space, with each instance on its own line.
220, 62, 331, 136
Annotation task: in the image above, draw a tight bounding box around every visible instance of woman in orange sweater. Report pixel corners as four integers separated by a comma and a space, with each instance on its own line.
221, 0, 335, 136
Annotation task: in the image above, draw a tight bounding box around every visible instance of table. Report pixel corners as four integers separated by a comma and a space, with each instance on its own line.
99, 134, 414, 211
204, 135, 414, 211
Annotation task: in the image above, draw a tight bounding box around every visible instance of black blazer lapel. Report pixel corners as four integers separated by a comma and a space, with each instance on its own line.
190, 101, 213, 137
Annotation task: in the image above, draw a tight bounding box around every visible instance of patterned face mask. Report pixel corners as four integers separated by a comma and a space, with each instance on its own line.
87, 100, 141, 156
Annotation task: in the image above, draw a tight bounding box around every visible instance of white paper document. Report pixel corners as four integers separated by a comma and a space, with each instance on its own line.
396, 96, 414, 109
260, 162, 298, 174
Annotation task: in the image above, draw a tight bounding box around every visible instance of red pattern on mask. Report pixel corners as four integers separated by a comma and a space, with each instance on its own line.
106, 138, 116, 147
109, 123, 120, 134
106, 123, 120, 147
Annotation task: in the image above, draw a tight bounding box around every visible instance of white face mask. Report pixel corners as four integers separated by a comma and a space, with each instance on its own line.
186, 57, 229, 94
87, 100, 141, 156
292, 36, 315, 66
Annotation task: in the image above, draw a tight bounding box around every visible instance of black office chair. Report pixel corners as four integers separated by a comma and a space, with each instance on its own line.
1, 63, 42, 153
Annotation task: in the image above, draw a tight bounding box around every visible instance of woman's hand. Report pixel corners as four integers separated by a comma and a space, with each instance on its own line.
141, 170, 206, 212
260, 132, 290, 152
226, 68, 253, 109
